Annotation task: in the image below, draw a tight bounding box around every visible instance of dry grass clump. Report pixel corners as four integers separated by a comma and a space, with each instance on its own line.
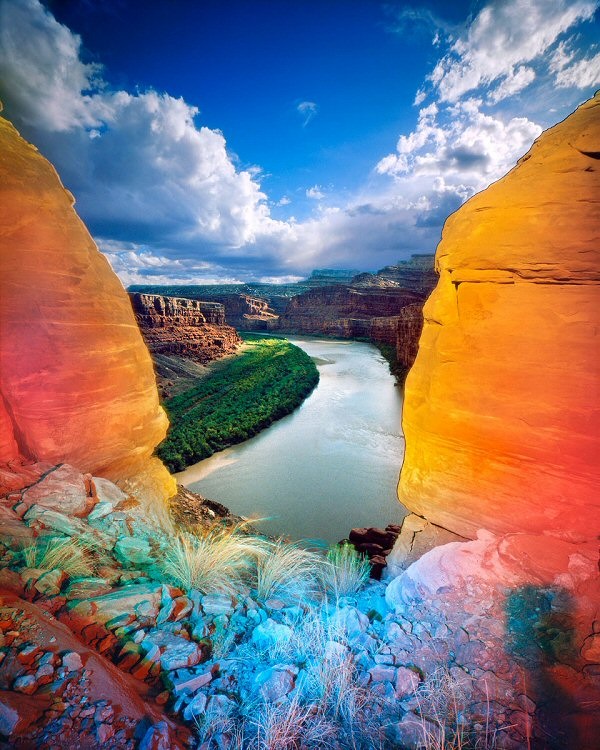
255, 539, 324, 600
249, 695, 336, 750
322, 543, 371, 598
244, 605, 382, 747
21, 536, 95, 577
158, 521, 268, 594
412, 667, 512, 749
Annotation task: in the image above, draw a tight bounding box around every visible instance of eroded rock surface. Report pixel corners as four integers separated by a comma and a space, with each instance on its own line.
279, 286, 424, 345
130, 293, 242, 397
210, 293, 280, 330
400, 93, 600, 541
0, 113, 174, 504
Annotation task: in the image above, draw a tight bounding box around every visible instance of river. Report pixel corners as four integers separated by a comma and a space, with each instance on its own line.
176, 336, 407, 544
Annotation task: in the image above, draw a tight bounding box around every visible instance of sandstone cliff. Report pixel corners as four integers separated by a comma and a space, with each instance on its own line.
400, 93, 600, 542
0, 113, 175, 503
209, 293, 280, 330
352, 254, 437, 294
278, 259, 435, 376
130, 293, 241, 397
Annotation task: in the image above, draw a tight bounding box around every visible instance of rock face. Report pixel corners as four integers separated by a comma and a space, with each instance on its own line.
279, 286, 424, 347
400, 93, 600, 542
352, 254, 437, 295
395, 304, 424, 372
130, 293, 241, 365
209, 293, 280, 330
0, 113, 175, 503
278, 257, 436, 376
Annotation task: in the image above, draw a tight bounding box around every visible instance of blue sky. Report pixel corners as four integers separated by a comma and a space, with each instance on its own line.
0, 0, 598, 284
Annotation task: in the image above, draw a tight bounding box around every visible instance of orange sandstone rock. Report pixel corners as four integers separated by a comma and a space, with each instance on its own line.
0, 113, 175, 504
399, 94, 600, 542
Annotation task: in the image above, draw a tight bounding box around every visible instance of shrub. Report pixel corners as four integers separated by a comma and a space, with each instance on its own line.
322, 543, 371, 598
157, 522, 268, 594
249, 695, 336, 750
21, 536, 95, 577
255, 539, 325, 601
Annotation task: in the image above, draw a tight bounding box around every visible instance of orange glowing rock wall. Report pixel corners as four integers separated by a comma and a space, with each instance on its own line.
400, 94, 600, 541
0, 113, 176, 503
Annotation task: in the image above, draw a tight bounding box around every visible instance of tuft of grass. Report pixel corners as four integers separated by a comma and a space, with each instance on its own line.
157, 522, 268, 595
255, 539, 324, 601
411, 666, 511, 750
322, 543, 371, 598
144, 498, 177, 536
250, 695, 336, 750
21, 536, 95, 577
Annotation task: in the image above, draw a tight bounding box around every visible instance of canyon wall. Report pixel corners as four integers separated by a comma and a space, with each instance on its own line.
278, 260, 435, 375
0, 113, 175, 503
279, 286, 425, 346
130, 293, 241, 363
209, 293, 280, 330
399, 93, 600, 542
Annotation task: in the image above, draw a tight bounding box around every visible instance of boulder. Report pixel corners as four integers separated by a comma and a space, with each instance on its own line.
21, 465, 89, 517
254, 666, 295, 701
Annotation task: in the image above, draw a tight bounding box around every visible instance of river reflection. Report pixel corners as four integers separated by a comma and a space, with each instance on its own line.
176, 337, 407, 543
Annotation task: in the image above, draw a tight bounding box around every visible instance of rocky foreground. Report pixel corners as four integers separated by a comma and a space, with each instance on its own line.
1, 462, 598, 749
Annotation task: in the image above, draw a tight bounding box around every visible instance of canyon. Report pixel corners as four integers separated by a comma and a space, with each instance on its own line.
130, 293, 241, 398
0, 95, 598, 749
132, 254, 438, 381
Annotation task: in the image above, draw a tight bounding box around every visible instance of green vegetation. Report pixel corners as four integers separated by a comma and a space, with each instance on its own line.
322, 542, 371, 598
158, 334, 319, 472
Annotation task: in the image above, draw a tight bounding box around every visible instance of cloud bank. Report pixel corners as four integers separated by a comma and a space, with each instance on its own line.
0, 0, 598, 284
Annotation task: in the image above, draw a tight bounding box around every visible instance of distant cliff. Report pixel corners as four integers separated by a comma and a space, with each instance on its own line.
130, 293, 242, 398
352, 254, 437, 295
278, 260, 436, 377
0, 113, 174, 503
203, 294, 280, 330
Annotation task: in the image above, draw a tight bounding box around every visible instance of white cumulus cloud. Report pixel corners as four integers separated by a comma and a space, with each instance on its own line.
0, 0, 294, 274
426, 0, 598, 104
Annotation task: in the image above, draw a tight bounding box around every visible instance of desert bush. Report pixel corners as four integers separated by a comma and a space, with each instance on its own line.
322, 543, 371, 598
249, 695, 336, 750
255, 539, 325, 601
411, 666, 512, 749
157, 521, 268, 594
21, 536, 95, 577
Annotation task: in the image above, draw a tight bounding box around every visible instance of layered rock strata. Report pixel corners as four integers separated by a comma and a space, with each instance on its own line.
279, 286, 425, 346
0, 113, 174, 504
278, 263, 435, 376
352, 253, 437, 294
395, 304, 424, 372
208, 293, 280, 330
400, 93, 600, 541
130, 293, 241, 397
